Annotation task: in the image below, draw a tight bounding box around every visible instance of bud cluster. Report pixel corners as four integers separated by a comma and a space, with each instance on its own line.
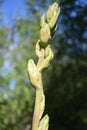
27, 3, 60, 130
39, 2, 60, 48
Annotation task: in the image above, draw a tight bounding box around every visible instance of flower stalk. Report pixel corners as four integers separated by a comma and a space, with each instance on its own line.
27, 2, 60, 130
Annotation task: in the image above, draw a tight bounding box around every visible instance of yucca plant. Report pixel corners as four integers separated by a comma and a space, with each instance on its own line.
27, 2, 60, 130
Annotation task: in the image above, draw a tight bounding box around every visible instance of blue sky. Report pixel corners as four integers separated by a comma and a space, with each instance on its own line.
1, 0, 87, 25
1, 0, 26, 24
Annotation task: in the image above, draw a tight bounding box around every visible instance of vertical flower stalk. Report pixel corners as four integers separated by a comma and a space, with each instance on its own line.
27, 2, 60, 130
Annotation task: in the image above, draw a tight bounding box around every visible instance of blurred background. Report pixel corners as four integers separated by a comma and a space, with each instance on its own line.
0, 0, 87, 130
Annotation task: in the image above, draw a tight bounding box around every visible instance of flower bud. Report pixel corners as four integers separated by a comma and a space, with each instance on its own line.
46, 2, 60, 29
38, 45, 54, 71
38, 114, 49, 130
27, 59, 42, 89
40, 15, 51, 47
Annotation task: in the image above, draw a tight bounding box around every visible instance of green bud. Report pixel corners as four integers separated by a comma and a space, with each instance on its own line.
38, 114, 49, 130
46, 2, 60, 29
40, 15, 51, 47
38, 45, 54, 71
27, 59, 42, 89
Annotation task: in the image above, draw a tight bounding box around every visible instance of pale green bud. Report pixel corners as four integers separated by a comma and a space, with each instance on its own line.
35, 40, 42, 57
46, 2, 60, 29
45, 45, 54, 59
38, 114, 49, 130
27, 59, 42, 89
38, 45, 54, 71
40, 15, 51, 47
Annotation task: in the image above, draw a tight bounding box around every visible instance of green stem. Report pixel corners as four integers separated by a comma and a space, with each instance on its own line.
32, 82, 43, 130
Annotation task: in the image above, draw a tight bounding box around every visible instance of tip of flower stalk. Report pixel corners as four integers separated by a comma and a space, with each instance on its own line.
46, 2, 60, 29
39, 2, 60, 48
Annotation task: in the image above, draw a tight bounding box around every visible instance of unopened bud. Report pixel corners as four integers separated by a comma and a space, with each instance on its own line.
27, 59, 42, 89
38, 115, 49, 130
40, 15, 51, 47
46, 2, 60, 29
38, 45, 54, 71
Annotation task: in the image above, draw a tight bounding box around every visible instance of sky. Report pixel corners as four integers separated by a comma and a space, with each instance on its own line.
1, 0, 87, 25
1, 0, 26, 24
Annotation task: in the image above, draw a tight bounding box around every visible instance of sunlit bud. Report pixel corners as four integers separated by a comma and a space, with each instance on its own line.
40, 15, 51, 47
45, 45, 54, 61
38, 45, 54, 71
46, 2, 60, 29
27, 59, 42, 89
38, 114, 49, 130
